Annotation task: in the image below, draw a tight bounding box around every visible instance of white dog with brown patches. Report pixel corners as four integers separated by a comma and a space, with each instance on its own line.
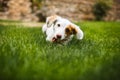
42, 15, 84, 44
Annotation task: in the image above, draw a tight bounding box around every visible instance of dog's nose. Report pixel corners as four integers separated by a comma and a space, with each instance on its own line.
56, 35, 61, 39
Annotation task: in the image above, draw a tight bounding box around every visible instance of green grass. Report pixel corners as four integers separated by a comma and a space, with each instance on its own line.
0, 22, 120, 80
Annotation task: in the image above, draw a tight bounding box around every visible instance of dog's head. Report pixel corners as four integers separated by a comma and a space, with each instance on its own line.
52, 19, 84, 43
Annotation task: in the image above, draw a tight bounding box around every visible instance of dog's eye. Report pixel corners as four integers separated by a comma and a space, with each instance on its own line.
65, 28, 70, 33
57, 24, 60, 27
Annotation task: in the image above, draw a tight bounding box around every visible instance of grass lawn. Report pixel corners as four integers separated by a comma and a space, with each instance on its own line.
0, 22, 120, 80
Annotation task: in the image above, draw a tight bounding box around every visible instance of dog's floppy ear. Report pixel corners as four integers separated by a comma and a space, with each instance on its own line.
42, 15, 58, 33
42, 16, 51, 33
46, 16, 51, 28
46, 15, 58, 28
65, 25, 77, 37
70, 24, 84, 40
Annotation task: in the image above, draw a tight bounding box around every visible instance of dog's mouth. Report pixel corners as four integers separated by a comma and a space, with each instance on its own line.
52, 36, 69, 43
52, 37, 58, 42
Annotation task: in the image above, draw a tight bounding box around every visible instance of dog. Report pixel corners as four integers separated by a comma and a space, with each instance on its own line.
42, 15, 84, 44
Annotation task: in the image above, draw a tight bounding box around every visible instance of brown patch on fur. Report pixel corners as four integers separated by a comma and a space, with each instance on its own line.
65, 25, 77, 37
48, 15, 57, 22
47, 15, 58, 27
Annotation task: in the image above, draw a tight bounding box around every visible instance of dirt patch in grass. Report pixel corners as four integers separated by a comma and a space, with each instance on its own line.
0, 22, 44, 27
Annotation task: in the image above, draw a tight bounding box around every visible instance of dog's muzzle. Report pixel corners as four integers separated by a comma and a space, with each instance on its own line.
52, 36, 69, 43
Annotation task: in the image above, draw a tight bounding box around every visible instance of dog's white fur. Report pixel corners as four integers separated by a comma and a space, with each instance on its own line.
42, 15, 84, 44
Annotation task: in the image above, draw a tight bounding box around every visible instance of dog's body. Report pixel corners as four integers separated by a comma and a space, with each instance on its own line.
42, 15, 84, 44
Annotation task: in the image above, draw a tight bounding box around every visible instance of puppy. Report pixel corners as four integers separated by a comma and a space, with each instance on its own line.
42, 15, 84, 44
